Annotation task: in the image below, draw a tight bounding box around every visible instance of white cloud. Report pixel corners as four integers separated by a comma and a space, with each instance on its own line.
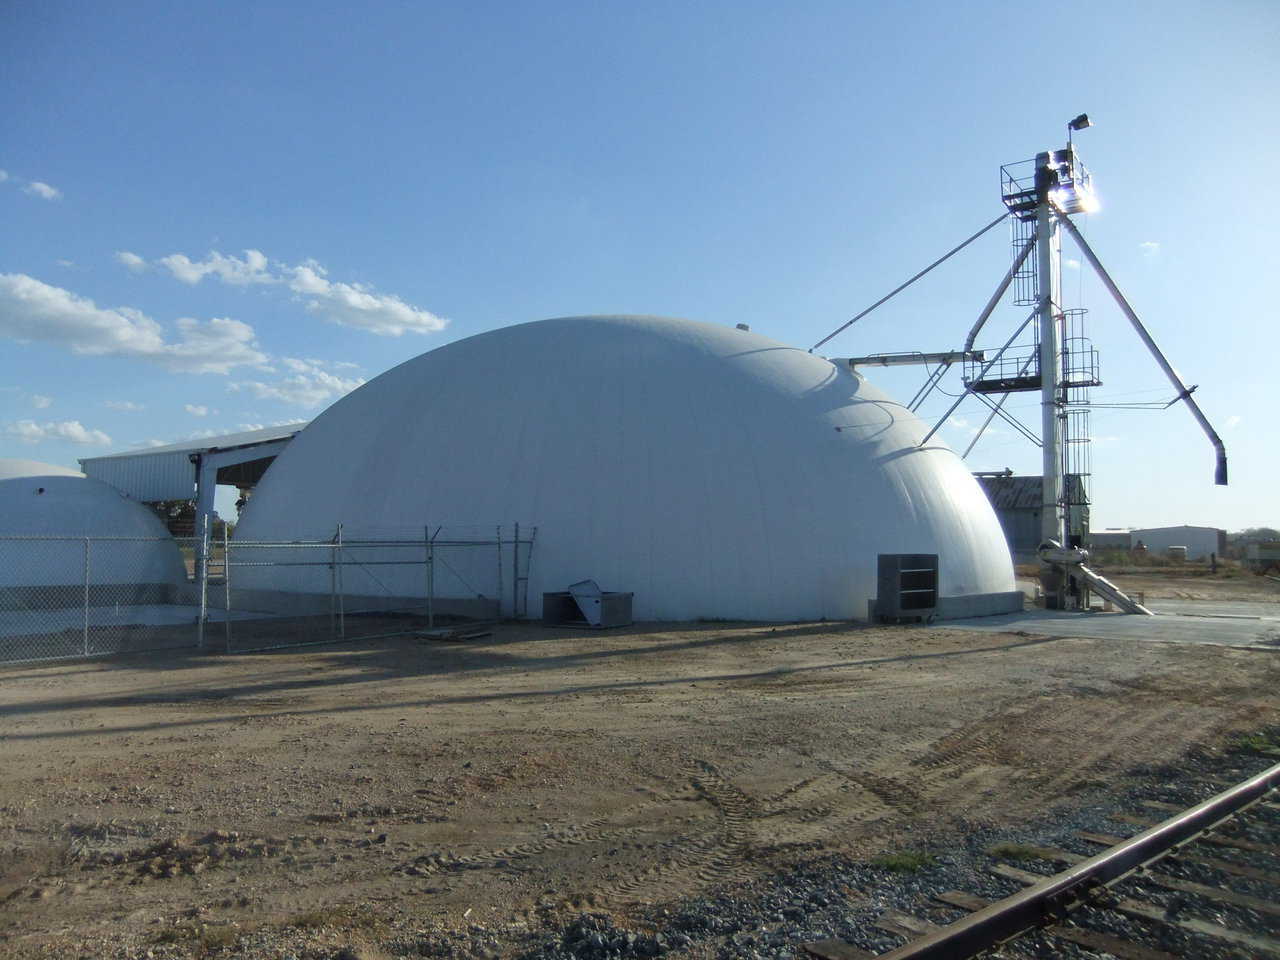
1139, 241, 1160, 258
4, 419, 111, 445
230, 357, 364, 407
104, 400, 146, 411
30, 394, 52, 409
0, 273, 268, 374
56, 259, 75, 268
157, 249, 273, 286
237, 419, 302, 432
115, 251, 148, 273
0, 170, 8, 182
1225, 414, 1242, 430
184, 404, 216, 417
1065, 258, 1081, 270
24, 181, 62, 201
148, 248, 446, 337
294, 272, 446, 336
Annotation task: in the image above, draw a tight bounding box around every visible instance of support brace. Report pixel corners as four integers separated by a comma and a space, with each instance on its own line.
1059, 216, 1227, 485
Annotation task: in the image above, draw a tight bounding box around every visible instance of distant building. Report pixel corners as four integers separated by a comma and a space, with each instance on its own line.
1128, 525, 1226, 561
1087, 529, 1133, 552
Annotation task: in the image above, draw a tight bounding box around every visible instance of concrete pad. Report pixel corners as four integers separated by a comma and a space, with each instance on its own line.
948, 608, 1280, 650
1145, 598, 1280, 620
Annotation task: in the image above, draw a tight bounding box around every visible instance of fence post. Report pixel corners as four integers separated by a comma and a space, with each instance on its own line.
336, 523, 345, 640
426, 526, 435, 630
198, 514, 209, 649
496, 525, 503, 620
512, 521, 520, 619
82, 537, 90, 657
223, 522, 232, 653
330, 527, 338, 639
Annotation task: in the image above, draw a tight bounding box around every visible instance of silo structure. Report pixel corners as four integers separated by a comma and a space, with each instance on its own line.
236, 316, 1020, 621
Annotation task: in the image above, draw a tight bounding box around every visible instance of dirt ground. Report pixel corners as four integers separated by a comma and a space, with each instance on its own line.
1, 572, 1277, 958
1104, 566, 1280, 604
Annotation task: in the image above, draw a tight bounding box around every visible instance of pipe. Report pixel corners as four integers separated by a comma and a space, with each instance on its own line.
812, 212, 1008, 352
1059, 216, 1228, 485
964, 234, 1036, 353
842, 351, 981, 369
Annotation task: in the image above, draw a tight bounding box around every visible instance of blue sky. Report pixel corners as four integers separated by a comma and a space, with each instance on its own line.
1, 1, 1275, 529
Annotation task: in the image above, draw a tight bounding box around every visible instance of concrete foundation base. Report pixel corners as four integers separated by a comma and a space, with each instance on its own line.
935, 591, 1026, 620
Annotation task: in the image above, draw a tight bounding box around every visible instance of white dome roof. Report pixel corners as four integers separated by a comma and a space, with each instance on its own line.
0, 458, 84, 482
237, 316, 1014, 620
0, 459, 186, 587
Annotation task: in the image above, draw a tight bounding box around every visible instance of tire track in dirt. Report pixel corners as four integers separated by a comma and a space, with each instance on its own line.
394, 784, 703, 878
600, 761, 758, 904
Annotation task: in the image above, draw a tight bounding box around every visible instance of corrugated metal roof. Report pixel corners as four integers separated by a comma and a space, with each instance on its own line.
79, 423, 308, 502
976, 474, 1085, 511
84, 423, 308, 460
976, 475, 1042, 510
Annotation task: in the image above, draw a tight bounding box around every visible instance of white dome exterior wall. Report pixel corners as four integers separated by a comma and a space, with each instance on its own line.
0, 460, 186, 589
236, 316, 1015, 620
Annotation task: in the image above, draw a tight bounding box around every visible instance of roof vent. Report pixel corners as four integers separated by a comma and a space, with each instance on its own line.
735, 323, 750, 331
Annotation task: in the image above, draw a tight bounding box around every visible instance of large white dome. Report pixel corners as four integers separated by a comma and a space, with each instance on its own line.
237, 316, 1016, 620
0, 459, 186, 588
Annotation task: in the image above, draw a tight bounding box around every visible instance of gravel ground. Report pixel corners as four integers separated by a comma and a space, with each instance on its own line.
508, 737, 1280, 960
7, 744, 1277, 959
2, 607, 1276, 960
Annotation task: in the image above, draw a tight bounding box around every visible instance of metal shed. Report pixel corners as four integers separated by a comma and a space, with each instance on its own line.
975, 472, 1089, 564
79, 423, 308, 533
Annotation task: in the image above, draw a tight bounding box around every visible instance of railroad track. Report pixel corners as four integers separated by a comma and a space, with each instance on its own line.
803, 758, 1280, 960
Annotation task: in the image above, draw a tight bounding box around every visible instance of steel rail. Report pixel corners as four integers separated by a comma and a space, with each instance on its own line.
866, 759, 1280, 960
811, 212, 1008, 353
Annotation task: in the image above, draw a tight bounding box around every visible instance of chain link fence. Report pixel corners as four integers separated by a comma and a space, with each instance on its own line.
0, 534, 200, 662
0, 523, 537, 664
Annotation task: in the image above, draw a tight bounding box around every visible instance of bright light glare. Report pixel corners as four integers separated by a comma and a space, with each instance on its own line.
1050, 184, 1100, 215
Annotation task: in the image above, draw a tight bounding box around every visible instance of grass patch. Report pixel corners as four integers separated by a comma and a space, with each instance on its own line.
288, 905, 379, 931
153, 922, 237, 951
200, 927, 237, 950
1232, 731, 1280, 753
986, 842, 1045, 861
290, 909, 340, 929
871, 850, 936, 873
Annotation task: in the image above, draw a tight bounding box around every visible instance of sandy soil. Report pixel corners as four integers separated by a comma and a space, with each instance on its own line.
1105, 567, 1280, 604
1, 582, 1277, 957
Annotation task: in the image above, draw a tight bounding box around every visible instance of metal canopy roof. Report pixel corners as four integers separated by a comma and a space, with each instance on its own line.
79, 423, 308, 503
84, 423, 307, 460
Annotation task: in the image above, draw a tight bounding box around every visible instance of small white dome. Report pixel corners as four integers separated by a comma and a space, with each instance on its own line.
0, 459, 186, 587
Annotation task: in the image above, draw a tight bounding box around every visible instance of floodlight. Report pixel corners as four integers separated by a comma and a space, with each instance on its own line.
1068, 113, 1092, 131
